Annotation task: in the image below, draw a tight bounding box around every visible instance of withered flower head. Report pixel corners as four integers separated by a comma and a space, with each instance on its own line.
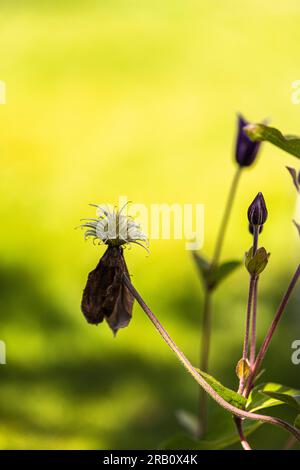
80, 204, 148, 335
247, 192, 268, 228
235, 114, 262, 167
80, 203, 148, 251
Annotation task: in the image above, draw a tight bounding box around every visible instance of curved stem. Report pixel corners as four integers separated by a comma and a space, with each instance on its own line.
245, 264, 300, 396
123, 275, 300, 443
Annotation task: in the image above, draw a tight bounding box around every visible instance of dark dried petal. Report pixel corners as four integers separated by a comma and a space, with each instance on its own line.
81, 246, 134, 334
235, 114, 261, 167
247, 192, 268, 227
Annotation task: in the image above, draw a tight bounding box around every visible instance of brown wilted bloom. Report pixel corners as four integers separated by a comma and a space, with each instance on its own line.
80, 204, 148, 335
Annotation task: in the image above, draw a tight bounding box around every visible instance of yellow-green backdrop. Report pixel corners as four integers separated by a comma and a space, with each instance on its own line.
0, 0, 299, 449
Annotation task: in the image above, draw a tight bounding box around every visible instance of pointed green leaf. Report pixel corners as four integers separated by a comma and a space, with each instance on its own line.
262, 391, 300, 411
207, 260, 242, 290
192, 252, 211, 289
245, 246, 270, 275
247, 382, 300, 412
192, 253, 241, 291
295, 415, 300, 430
244, 123, 300, 159
195, 368, 247, 410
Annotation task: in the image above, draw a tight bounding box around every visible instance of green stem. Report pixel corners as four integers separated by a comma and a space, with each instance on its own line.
199, 166, 242, 434
212, 167, 242, 267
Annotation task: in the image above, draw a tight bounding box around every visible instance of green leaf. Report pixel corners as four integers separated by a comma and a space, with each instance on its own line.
236, 358, 250, 381
245, 246, 270, 276
295, 415, 300, 430
192, 253, 241, 291
192, 252, 211, 289
244, 123, 300, 159
160, 421, 262, 450
247, 382, 300, 412
262, 391, 300, 411
195, 368, 247, 410
208, 260, 242, 290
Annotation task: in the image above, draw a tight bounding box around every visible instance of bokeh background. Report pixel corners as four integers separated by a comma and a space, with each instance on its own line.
0, 0, 300, 449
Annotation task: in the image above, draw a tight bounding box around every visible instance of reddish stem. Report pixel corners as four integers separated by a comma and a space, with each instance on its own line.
245, 264, 300, 396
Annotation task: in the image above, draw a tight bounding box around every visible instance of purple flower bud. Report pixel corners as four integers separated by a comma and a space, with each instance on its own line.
247, 193, 268, 227
235, 114, 261, 167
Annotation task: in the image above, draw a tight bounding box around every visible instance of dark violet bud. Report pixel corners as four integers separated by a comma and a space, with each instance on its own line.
235, 114, 261, 167
247, 192, 268, 227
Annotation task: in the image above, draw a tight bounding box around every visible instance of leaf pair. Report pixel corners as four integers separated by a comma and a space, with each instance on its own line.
193, 252, 241, 292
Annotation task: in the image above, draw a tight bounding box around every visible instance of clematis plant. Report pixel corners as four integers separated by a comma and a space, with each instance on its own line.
79, 119, 300, 450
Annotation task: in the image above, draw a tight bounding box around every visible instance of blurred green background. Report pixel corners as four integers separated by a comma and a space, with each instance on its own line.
0, 0, 300, 449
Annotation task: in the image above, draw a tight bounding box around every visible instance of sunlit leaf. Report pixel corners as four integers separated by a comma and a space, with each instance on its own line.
247, 382, 300, 412
236, 358, 250, 381
262, 391, 300, 411
244, 123, 300, 159
195, 368, 247, 410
